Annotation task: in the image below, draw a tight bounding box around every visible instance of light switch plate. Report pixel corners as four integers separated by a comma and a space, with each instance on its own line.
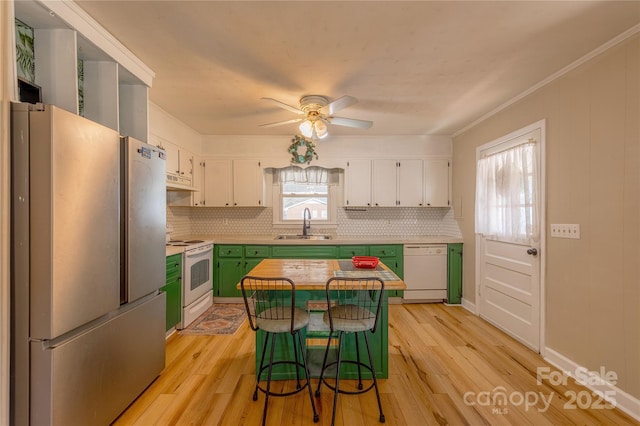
550, 224, 580, 239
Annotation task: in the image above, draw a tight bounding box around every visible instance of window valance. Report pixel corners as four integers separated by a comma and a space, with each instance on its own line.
274, 166, 340, 185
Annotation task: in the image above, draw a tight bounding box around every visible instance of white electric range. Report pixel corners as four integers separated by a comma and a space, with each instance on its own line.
166, 239, 214, 328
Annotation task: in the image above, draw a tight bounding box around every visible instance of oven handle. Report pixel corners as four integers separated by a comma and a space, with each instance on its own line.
185, 245, 213, 257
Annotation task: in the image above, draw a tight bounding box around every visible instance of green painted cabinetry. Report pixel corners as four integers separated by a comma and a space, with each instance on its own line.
447, 243, 463, 304
271, 245, 338, 259
214, 244, 272, 297
215, 245, 245, 297
214, 243, 405, 299
162, 253, 182, 331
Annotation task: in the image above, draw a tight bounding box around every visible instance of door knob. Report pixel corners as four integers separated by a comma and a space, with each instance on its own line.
527, 248, 538, 256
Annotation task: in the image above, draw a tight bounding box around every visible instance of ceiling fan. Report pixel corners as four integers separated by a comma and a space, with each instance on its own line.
259, 95, 373, 139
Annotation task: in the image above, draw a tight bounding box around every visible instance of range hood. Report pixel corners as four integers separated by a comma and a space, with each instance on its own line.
166, 181, 197, 191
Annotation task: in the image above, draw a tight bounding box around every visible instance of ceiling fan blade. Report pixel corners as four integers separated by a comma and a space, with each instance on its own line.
261, 97, 304, 115
328, 116, 373, 129
321, 95, 358, 115
259, 118, 304, 128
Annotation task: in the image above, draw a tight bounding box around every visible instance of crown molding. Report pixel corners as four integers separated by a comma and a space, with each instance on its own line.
453, 23, 640, 138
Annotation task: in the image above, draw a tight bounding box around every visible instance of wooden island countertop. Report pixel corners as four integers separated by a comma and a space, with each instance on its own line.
238, 258, 406, 291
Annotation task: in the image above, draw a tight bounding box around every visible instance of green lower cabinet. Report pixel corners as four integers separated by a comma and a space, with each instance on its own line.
369, 245, 404, 297
337, 245, 368, 258
214, 243, 405, 299
447, 243, 463, 304
215, 245, 271, 297
255, 290, 389, 380
163, 253, 182, 331
217, 257, 244, 297
271, 245, 338, 259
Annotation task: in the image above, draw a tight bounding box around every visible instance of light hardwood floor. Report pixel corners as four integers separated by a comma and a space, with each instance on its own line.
113, 304, 638, 425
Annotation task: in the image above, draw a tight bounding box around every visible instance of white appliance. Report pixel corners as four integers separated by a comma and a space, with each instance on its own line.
403, 244, 448, 302
167, 239, 214, 328
10, 103, 166, 425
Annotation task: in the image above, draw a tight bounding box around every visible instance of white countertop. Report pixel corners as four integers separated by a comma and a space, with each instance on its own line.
165, 245, 185, 256
166, 234, 463, 256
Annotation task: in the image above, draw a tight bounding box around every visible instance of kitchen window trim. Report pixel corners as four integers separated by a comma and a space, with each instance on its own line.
271, 180, 340, 228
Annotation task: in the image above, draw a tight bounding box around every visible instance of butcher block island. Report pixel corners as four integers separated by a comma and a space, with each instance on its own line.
239, 258, 406, 379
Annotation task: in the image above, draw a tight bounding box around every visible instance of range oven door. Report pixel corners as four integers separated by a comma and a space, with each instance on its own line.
183, 244, 213, 306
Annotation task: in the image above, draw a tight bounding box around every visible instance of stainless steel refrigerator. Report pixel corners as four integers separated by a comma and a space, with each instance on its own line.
10, 103, 167, 425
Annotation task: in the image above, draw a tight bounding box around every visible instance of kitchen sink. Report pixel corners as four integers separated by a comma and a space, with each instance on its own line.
275, 234, 332, 240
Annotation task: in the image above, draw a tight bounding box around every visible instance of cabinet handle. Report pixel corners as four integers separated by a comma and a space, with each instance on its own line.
174, 263, 179, 267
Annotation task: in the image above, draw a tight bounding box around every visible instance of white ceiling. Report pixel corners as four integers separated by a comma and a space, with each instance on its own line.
73, 1, 639, 137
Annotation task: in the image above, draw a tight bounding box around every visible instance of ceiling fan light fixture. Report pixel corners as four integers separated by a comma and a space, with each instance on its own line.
314, 120, 328, 139
299, 120, 313, 138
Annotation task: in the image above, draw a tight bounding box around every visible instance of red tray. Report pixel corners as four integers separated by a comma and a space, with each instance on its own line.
352, 256, 379, 269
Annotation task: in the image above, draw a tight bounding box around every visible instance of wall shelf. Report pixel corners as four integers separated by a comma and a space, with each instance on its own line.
14, 0, 152, 141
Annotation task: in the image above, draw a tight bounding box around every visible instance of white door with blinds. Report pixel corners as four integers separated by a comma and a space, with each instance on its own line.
475, 121, 545, 352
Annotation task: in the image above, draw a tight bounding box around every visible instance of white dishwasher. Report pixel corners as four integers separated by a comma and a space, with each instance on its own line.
403, 244, 448, 302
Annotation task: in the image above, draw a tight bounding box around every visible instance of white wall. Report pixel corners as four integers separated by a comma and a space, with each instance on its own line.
452, 34, 639, 401
201, 134, 452, 166
149, 102, 202, 153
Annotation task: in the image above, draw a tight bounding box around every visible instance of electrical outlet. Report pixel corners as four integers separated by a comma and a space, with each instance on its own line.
550, 224, 580, 239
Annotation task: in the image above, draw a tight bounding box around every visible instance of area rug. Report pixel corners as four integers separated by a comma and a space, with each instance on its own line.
179, 303, 247, 335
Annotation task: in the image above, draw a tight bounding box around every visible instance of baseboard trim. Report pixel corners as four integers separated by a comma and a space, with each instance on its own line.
460, 298, 477, 314
544, 347, 640, 422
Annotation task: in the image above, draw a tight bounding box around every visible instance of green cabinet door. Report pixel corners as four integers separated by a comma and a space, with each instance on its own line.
163, 253, 182, 331
337, 245, 368, 258
215, 245, 245, 297
369, 244, 403, 297
447, 243, 463, 304
217, 258, 244, 297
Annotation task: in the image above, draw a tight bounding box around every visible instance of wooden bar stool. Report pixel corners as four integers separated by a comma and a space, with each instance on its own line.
315, 277, 385, 425
240, 276, 319, 425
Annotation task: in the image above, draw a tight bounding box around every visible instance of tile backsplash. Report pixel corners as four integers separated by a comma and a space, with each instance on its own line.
168, 206, 461, 238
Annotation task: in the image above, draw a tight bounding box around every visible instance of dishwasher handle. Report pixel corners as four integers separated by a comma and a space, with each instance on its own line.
404, 244, 447, 255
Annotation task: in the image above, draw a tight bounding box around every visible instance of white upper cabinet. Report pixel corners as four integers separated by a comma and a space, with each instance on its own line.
397, 159, 424, 207
203, 159, 233, 207
163, 141, 180, 176
199, 159, 264, 207
344, 158, 448, 208
372, 160, 398, 207
178, 148, 194, 181
345, 159, 372, 207
232, 160, 264, 207
152, 136, 193, 189
372, 159, 424, 207
423, 159, 450, 207
191, 156, 205, 206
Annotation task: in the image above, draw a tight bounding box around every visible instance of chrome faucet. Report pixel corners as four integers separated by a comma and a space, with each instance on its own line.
302, 207, 311, 236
